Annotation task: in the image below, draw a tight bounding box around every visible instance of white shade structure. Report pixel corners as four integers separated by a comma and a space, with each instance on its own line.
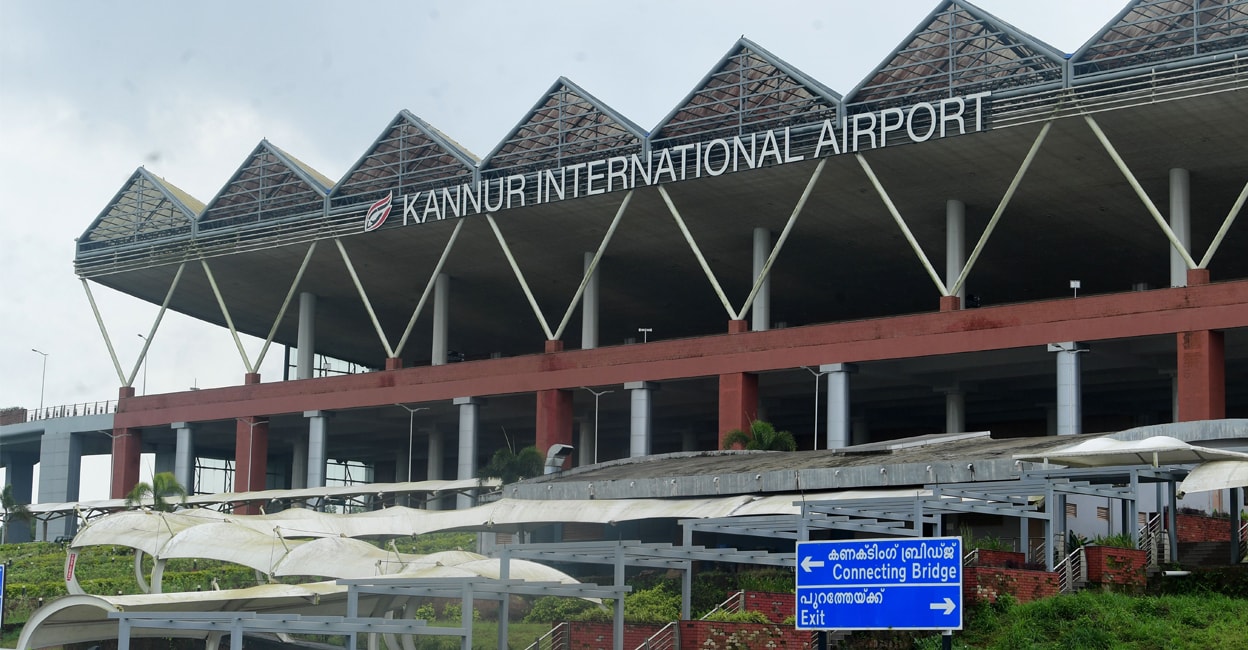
1014, 435, 1248, 468
1178, 460, 1248, 497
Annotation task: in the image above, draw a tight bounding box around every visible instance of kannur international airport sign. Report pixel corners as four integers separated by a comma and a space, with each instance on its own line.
364, 92, 992, 231
796, 537, 963, 631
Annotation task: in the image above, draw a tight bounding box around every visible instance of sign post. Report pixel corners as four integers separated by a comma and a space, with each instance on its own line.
796, 537, 962, 632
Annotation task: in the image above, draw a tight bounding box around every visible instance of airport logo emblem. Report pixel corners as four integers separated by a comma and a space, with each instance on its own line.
364, 191, 393, 232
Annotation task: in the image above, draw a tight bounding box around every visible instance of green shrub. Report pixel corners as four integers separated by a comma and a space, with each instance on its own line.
699, 609, 771, 624
524, 596, 595, 623
441, 601, 481, 622
1091, 533, 1137, 549
735, 569, 793, 594
413, 602, 437, 621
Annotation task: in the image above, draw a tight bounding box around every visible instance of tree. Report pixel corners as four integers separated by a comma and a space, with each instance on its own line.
125, 472, 188, 512
481, 445, 544, 484
722, 420, 797, 452
1, 484, 35, 544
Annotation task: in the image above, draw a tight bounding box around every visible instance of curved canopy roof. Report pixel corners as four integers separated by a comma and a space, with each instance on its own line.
1013, 435, 1248, 467
70, 491, 903, 556
1178, 459, 1248, 495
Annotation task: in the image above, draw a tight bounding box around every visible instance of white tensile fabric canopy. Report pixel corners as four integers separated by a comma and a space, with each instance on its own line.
1013, 435, 1248, 468
1178, 460, 1248, 496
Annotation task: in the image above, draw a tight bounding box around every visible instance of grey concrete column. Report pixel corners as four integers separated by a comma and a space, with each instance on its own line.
625, 382, 657, 457
752, 228, 771, 332
172, 422, 195, 493
38, 427, 82, 540
7, 453, 38, 542
944, 389, 965, 434
432, 274, 450, 366
427, 428, 444, 480
454, 397, 480, 509
946, 200, 966, 301
291, 436, 308, 490
297, 292, 317, 379
577, 419, 594, 467
154, 447, 175, 477
582, 252, 599, 350
1048, 342, 1088, 435
821, 363, 856, 449
1169, 169, 1190, 288
304, 411, 328, 488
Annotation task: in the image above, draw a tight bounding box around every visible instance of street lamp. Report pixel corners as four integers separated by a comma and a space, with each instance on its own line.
802, 366, 829, 450
396, 404, 429, 486
137, 333, 149, 396
31, 349, 48, 414
580, 386, 613, 464
638, 327, 652, 343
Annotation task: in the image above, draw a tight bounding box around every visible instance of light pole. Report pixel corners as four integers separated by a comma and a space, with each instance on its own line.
137, 333, 149, 396
31, 349, 48, 414
580, 387, 612, 464
396, 405, 429, 485
802, 366, 829, 450
638, 327, 652, 343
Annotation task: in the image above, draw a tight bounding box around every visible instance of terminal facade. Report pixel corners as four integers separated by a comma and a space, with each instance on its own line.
3, 0, 1246, 537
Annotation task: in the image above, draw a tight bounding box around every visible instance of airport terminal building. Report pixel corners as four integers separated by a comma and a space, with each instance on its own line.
4, 0, 1247, 527
5, 1, 1248, 647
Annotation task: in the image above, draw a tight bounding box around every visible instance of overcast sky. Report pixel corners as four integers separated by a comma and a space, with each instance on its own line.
0, 0, 1127, 498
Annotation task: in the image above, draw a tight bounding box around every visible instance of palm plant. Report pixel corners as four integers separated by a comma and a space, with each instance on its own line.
125, 471, 188, 512
1, 484, 35, 544
722, 420, 797, 452
482, 445, 544, 484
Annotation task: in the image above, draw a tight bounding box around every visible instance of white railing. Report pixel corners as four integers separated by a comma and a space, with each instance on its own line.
23, 400, 118, 422
1029, 536, 1051, 566
524, 621, 569, 650
701, 590, 745, 619
1240, 519, 1248, 562
1138, 513, 1166, 567
635, 621, 677, 650
1055, 546, 1086, 594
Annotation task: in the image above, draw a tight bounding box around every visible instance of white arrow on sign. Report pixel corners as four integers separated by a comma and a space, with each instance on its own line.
928, 598, 956, 615
800, 555, 825, 572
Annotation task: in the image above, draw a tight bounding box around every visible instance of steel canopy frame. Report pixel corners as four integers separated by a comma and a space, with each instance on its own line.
843, 0, 1067, 109
1072, 0, 1248, 79
328, 109, 479, 217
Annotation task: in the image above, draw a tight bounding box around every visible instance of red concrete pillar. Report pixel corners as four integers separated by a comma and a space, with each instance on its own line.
1177, 330, 1225, 421
719, 372, 758, 448
110, 388, 142, 499
385, 358, 403, 370
536, 389, 574, 468
727, 319, 749, 334
939, 296, 961, 311
235, 416, 269, 512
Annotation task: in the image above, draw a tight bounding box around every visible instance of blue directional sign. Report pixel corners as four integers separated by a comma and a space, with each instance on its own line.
796, 536, 962, 631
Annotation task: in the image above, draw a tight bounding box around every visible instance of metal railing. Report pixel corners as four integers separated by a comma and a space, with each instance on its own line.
701, 590, 745, 619
524, 621, 569, 650
1029, 536, 1050, 566
1138, 513, 1166, 567
635, 621, 677, 650
24, 400, 118, 422
1240, 519, 1248, 562
1055, 546, 1087, 594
